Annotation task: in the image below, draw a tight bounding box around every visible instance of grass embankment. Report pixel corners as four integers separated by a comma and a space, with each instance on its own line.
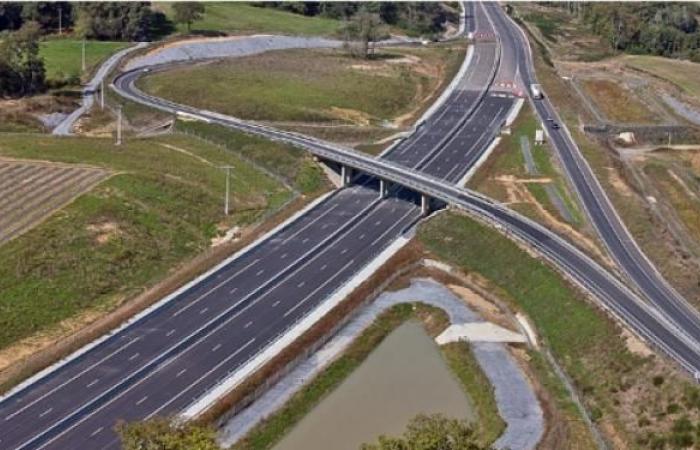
234, 303, 502, 450
644, 162, 700, 245
581, 79, 657, 124
140, 49, 427, 123
514, 4, 613, 63
139, 44, 466, 148
420, 212, 700, 448
521, 5, 700, 303
468, 104, 582, 226
156, 2, 342, 37
176, 121, 326, 194
624, 55, 700, 100
39, 39, 128, 85
0, 133, 290, 352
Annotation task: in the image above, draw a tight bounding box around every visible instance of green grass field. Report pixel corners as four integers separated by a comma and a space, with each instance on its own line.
139, 48, 427, 124
0, 133, 290, 351
624, 55, 700, 100
176, 121, 325, 194
39, 39, 128, 83
156, 2, 342, 37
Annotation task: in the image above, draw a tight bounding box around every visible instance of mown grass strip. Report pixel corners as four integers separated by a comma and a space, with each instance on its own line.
40, 39, 128, 84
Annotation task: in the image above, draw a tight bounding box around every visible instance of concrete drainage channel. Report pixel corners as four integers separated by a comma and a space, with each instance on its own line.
217, 271, 545, 450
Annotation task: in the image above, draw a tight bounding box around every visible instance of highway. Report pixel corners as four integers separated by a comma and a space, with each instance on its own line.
2, 2, 700, 449
0, 3, 513, 448
493, 9, 700, 347
111, 2, 700, 377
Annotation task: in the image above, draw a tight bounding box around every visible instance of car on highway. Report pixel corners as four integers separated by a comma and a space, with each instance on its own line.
530, 83, 543, 99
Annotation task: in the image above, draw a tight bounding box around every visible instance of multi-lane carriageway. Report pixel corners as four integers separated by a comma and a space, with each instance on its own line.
4, 2, 700, 449
0, 3, 520, 449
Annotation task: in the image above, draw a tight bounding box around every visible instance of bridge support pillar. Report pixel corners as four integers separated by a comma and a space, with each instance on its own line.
341, 165, 352, 187
421, 194, 430, 216
379, 179, 388, 199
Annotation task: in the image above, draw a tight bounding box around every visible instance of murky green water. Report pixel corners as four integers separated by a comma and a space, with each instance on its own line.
273, 320, 475, 450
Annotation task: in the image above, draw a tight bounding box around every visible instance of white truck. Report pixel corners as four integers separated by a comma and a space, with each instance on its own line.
530, 83, 543, 99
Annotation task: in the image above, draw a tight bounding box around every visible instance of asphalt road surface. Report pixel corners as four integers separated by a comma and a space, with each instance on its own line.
493, 7, 700, 349
4, 2, 700, 449
0, 3, 510, 449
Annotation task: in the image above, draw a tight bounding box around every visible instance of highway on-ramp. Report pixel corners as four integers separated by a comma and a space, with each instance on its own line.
3, 3, 700, 450
494, 8, 700, 349
0, 4, 513, 449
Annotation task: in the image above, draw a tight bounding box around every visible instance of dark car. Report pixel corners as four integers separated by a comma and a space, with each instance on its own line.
551, 122, 560, 130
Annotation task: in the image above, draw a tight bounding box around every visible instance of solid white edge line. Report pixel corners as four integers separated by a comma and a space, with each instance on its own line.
0, 190, 336, 404
179, 233, 413, 420
457, 137, 501, 188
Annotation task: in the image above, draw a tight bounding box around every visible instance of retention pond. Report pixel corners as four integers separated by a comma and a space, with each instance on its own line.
272, 320, 475, 450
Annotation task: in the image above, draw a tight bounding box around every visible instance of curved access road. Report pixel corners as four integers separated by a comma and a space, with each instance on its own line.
493, 6, 700, 348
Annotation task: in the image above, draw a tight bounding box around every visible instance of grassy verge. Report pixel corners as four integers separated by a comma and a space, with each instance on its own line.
468, 104, 582, 226
175, 121, 327, 195
234, 303, 501, 449
643, 162, 700, 244
580, 79, 657, 124
40, 39, 128, 85
0, 133, 290, 351
140, 48, 431, 124
138, 43, 465, 148
419, 211, 700, 448
623, 55, 700, 100
442, 342, 505, 444
520, 3, 700, 302
155, 2, 342, 37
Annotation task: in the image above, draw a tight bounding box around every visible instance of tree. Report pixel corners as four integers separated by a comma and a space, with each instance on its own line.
0, 2, 24, 32
117, 417, 220, 450
0, 20, 45, 97
172, 2, 205, 33
361, 414, 490, 450
75, 2, 152, 41
342, 7, 385, 59
20, 2, 72, 33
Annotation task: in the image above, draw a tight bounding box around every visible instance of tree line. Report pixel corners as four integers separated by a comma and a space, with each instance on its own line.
549, 2, 700, 61
0, 2, 163, 40
254, 2, 457, 39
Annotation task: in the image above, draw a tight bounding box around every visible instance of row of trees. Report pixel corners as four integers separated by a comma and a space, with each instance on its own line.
255, 2, 456, 39
0, 2, 162, 41
550, 2, 700, 61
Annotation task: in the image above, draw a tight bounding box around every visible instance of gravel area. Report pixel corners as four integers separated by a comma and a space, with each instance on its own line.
662, 94, 700, 126
125, 36, 343, 71
218, 277, 543, 450
520, 135, 538, 175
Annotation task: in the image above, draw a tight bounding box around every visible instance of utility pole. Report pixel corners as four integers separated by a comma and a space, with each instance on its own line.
219, 166, 234, 215
116, 106, 122, 145
58, 6, 62, 35
82, 39, 86, 72
100, 79, 105, 110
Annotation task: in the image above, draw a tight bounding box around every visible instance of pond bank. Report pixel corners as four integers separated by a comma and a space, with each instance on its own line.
219, 277, 543, 450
